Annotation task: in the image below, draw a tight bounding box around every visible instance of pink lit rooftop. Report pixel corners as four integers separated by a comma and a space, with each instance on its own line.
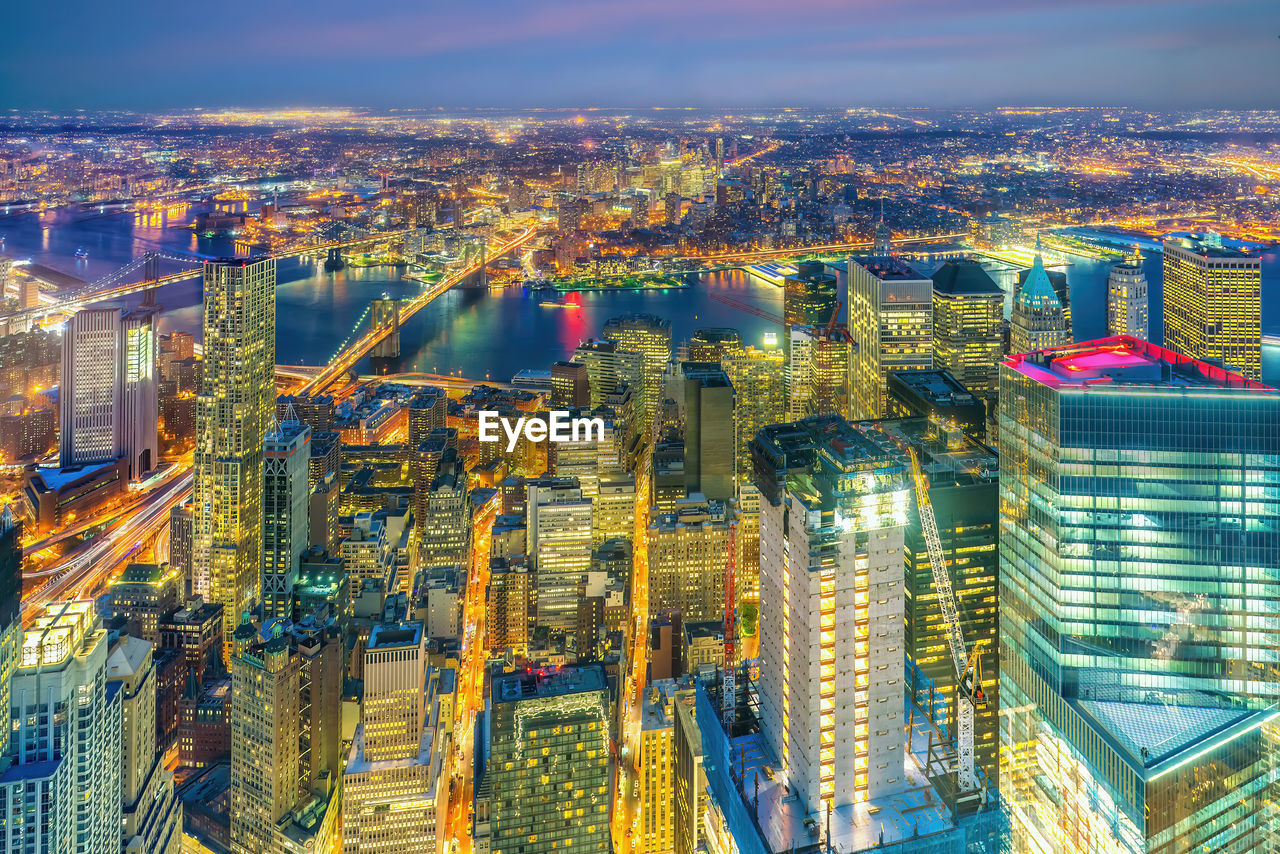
1003, 335, 1275, 391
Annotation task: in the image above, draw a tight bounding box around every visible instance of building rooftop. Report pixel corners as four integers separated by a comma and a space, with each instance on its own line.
492, 663, 606, 704
367, 621, 423, 650
850, 255, 929, 282
1003, 335, 1274, 392
931, 259, 1003, 296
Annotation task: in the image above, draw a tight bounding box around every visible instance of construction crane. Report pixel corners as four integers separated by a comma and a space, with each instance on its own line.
706, 290, 784, 325
908, 447, 986, 795
722, 522, 738, 726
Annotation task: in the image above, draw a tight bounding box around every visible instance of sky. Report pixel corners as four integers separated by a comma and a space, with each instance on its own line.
2, 0, 1278, 111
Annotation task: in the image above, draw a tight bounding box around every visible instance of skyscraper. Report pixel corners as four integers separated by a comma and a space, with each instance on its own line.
1009, 250, 1071, 355
1, 601, 123, 854
752, 416, 911, 811
931, 259, 1004, 400
647, 499, 732, 622
786, 324, 852, 420
687, 328, 743, 363
1163, 234, 1261, 379
602, 313, 672, 432
526, 477, 593, 631
343, 623, 447, 854
0, 506, 21, 760
999, 336, 1280, 851
550, 360, 590, 408
573, 339, 644, 409
722, 346, 785, 483
194, 258, 276, 656
262, 417, 311, 621
782, 261, 838, 328
845, 256, 934, 419
1106, 249, 1149, 340
676, 362, 735, 501
59, 305, 157, 478
488, 666, 610, 854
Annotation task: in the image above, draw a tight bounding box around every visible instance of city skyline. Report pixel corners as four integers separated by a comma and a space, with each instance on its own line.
3, 0, 1279, 110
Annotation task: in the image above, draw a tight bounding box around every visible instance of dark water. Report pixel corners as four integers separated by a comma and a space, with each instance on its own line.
3, 208, 1277, 383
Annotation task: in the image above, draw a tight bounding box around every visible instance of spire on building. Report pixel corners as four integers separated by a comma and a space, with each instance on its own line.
872, 198, 892, 256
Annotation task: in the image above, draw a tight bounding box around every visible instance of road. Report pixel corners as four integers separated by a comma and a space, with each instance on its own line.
446, 492, 500, 854
298, 226, 538, 395
23, 469, 192, 618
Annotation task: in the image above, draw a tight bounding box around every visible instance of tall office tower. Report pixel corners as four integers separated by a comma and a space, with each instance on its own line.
107, 636, 182, 854
722, 346, 786, 482
783, 261, 838, 328
169, 503, 195, 596
489, 666, 610, 854
550, 360, 591, 408
294, 626, 343, 795
752, 417, 910, 811
647, 499, 732, 622
714, 137, 725, 174
230, 634, 301, 854
340, 512, 392, 599
786, 324, 853, 421
1106, 250, 1149, 340
594, 473, 636, 545
573, 339, 644, 408
672, 691, 704, 854
407, 387, 448, 448
194, 258, 276, 656
343, 624, 445, 854
262, 417, 311, 621
0, 507, 21, 761
688, 327, 743, 363
845, 256, 933, 420
59, 305, 158, 478
487, 555, 532, 657
639, 680, 692, 854
526, 477, 593, 631
412, 432, 457, 533
664, 191, 682, 225
307, 430, 341, 552
999, 337, 1280, 852
1009, 250, 1071, 355
677, 362, 735, 501
602, 313, 672, 432
420, 457, 471, 571
931, 259, 1004, 400
1163, 234, 1261, 379
878, 418, 1000, 805
1, 602, 122, 854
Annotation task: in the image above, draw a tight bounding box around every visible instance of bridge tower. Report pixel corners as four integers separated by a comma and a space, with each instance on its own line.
142, 253, 160, 307
370, 298, 400, 359
324, 247, 346, 271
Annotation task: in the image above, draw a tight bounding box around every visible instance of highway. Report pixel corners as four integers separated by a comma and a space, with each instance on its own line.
23, 469, 192, 618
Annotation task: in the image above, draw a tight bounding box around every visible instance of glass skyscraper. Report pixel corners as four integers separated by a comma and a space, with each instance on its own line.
999, 336, 1280, 853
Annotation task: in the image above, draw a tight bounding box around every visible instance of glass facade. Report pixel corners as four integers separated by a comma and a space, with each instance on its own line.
998, 337, 1280, 853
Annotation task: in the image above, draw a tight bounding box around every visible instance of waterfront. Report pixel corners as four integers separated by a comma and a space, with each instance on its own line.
4, 208, 1279, 383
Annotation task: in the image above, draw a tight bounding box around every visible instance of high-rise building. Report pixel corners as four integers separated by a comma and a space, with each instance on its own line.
786, 324, 853, 420
59, 305, 158, 478
488, 666, 610, 854
550, 360, 590, 408
406, 387, 448, 448
676, 362, 735, 501
573, 339, 644, 409
638, 679, 693, 854
263, 417, 311, 621
230, 634, 301, 854
602, 314, 671, 432
647, 499, 732, 623
1106, 250, 1149, 341
1, 601, 123, 854
526, 477, 593, 631
687, 328, 743, 363
999, 336, 1280, 852
194, 258, 276, 657
107, 636, 182, 854
340, 511, 393, 600
109, 561, 182, 643
845, 256, 933, 419
782, 261, 838, 328
0, 507, 21, 760
877, 418, 1000, 805
931, 259, 1004, 400
419, 457, 471, 571
1009, 250, 1071, 355
1163, 234, 1261, 379
487, 555, 531, 658
169, 503, 195, 596
752, 417, 910, 812
672, 688, 705, 854
343, 623, 447, 854
722, 346, 786, 483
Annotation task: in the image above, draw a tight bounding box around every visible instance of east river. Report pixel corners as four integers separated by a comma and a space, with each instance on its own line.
4, 207, 1278, 383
